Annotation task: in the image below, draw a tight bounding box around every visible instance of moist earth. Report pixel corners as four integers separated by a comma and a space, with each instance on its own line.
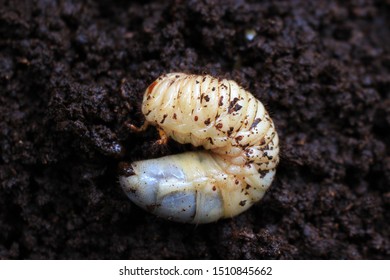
0, 0, 389, 259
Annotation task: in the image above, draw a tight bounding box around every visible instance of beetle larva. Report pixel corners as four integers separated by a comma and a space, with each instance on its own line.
119, 73, 279, 223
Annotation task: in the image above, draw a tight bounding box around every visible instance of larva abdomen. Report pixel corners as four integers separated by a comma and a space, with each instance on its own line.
120, 151, 261, 224
119, 73, 279, 223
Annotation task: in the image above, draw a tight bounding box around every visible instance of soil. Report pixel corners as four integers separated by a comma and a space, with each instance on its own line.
0, 0, 389, 259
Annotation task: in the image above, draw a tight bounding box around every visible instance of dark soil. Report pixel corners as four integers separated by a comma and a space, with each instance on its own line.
1, 0, 389, 259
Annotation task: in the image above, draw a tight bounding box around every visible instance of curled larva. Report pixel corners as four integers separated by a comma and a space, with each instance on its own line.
119, 73, 279, 223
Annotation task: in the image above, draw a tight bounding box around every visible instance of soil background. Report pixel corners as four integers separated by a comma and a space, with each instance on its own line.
1, 0, 389, 259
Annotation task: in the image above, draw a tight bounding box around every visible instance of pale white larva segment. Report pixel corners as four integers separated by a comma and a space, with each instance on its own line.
119, 73, 279, 223
119, 151, 262, 224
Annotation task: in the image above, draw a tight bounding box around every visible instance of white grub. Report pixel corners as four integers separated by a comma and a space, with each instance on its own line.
119, 73, 279, 223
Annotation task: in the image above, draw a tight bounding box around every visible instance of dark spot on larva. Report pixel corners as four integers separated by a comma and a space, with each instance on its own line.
208, 137, 214, 145
263, 151, 273, 160
235, 135, 244, 142
212, 186, 216, 191
145, 110, 152, 116
235, 179, 239, 185
196, 80, 199, 84
250, 118, 261, 129
175, 74, 180, 78
234, 104, 243, 112
227, 127, 234, 136
204, 118, 211, 125
204, 95, 210, 102
160, 114, 168, 124
259, 138, 266, 145
219, 96, 224, 106
216, 123, 223, 130
212, 87, 215, 91
239, 200, 247, 207
173, 113, 177, 119
202, 76, 207, 82
228, 97, 240, 113
246, 184, 252, 189
194, 116, 198, 121
259, 170, 269, 178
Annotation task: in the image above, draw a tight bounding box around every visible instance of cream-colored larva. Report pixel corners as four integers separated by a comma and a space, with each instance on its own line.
119, 73, 279, 223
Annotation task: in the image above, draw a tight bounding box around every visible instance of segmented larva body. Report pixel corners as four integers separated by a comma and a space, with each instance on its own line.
119, 73, 279, 223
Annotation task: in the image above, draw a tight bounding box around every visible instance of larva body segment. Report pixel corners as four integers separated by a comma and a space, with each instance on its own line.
119, 73, 279, 223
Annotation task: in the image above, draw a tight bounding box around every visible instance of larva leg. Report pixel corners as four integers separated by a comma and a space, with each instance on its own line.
125, 121, 168, 145
124, 120, 150, 133
156, 128, 168, 145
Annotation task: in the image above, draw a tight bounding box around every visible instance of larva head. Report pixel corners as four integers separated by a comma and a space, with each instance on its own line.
146, 80, 158, 95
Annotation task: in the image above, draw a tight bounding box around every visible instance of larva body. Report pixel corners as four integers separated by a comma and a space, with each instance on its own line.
119, 73, 279, 223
